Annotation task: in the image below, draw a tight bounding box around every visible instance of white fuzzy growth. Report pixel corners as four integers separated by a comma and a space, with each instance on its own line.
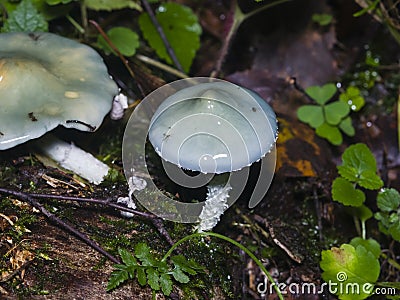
197, 184, 231, 232
39, 135, 109, 185
110, 93, 128, 120
117, 196, 137, 218
117, 174, 147, 218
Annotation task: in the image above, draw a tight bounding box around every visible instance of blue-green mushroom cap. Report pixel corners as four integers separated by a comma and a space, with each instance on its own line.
0, 32, 118, 150
148, 81, 278, 174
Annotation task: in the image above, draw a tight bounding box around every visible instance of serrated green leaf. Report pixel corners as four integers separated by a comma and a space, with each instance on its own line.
345, 204, 373, 222
135, 243, 155, 266
320, 244, 380, 300
171, 266, 190, 283
97, 27, 139, 57
358, 170, 383, 189
332, 177, 365, 206
107, 269, 129, 291
84, 0, 141, 11
349, 237, 381, 259
375, 188, 400, 241
2, 0, 48, 32
339, 116, 355, 136
297, 105, 324, 128
118, 248, 138, 266
377, 188, 400, 212
146, 268, 160, 290
324, 101, 350, 125
388, 221, 400, 242
305, 83, 337, 105
316, 122, 343, 145
160, 273, 173, 296
375, 211, 391, 228
337, 144, 381, 189
136, 267, 147, 286
138, 2, 202, 72
339, 86, 365, 112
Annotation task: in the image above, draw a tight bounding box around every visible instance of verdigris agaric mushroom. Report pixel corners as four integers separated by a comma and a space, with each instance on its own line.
148, 79, 278, 231
148, 81, 278, 174
0, 32, 119, 184
123, 77, 277, 231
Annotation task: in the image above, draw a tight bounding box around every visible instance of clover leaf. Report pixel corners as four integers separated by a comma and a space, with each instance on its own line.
297, 83, 355, 145
316, 122, 343, 145
139, 2, 202, 72
305, 83, 337, 105
320, 243, 380, 300
339, 116, 355, 137
339, 86, 365, 112
324, 101, 350, 125
337, 143, 383, 190
296, 105, 324, 128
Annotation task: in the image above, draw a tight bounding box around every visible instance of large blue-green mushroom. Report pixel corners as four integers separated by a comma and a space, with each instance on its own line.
0, 32, 119, 184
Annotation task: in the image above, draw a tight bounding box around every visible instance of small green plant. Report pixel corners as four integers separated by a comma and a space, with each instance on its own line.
332, 143, 383, 206
97, 27, 140, 57
350, 50, 382, 89
320, 243, 380, 300
339, 86, 365, 112
375, 188, 400, 242
107, 243, 204, 295
108, 232, 284, 299
312, 13, 333, 26
297, 83, 356, 145
320, 143, 400, 299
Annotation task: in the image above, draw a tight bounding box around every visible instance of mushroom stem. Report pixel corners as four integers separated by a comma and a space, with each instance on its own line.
36, 134, 110, 185
197, 176, 232, 232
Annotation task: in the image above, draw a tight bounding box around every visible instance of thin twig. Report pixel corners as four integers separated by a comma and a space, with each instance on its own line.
136, 54, 188, 79
141, 0, 184, 72
29, 193, 154, 218
28, 192, 175, 246
0, 188, 120, 264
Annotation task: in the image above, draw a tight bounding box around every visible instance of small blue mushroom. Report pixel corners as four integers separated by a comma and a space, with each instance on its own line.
147, 79, 278, 231
148, 81, 278, 174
